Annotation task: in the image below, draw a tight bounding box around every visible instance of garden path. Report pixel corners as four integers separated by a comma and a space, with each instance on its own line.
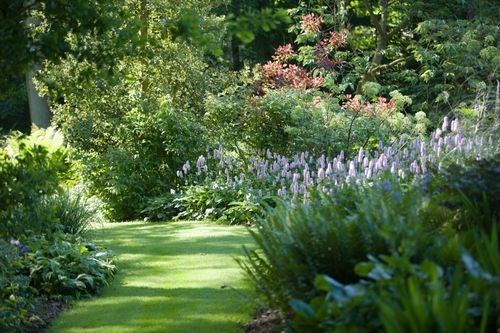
47, 221, 254, 333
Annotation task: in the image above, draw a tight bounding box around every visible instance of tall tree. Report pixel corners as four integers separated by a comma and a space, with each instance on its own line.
0, 0, 140, 128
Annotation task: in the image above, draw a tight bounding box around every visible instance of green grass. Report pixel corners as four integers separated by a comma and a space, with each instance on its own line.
47, 221, 255, 333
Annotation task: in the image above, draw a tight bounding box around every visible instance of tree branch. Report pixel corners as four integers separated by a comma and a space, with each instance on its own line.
367, 54, 413, 75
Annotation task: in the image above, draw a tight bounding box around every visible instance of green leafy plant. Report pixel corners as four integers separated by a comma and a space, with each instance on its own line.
171, 181, 274, 225
79, 105, 206, 220
23, 232, 117, 300
290, 235, 499, 333
40, 190, 101, 236
0, 128, 72, 238
428, 154, 500, 231
205, 86, 424, 157
0, 240, 38, 333
239, 182, 431, 310
0, 232, 117, 332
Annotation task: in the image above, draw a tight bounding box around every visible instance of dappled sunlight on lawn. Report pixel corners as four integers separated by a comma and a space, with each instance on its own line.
47, 221, 254, 333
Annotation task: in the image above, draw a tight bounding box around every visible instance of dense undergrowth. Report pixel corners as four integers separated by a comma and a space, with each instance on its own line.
0, 129, 116, 332
241, 155, 499, 332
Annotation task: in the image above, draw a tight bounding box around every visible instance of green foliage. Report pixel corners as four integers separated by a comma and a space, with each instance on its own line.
206, 88, 424, 156
0, 233, 117, 332
171, 182, 273, 225
290, 241, 499, 333
24, 232, 117, 300
0, 129, 114, 333
173, 184, 244, 223
239, 182, 432, 310
38, 191, 101, 236
0, 128, 72, 238
141, 191, 180, 222
0, 78, 30, 134
39, 0, 233, 220
0, 0, 140, 93
0, 128, 95, 239
229, 7, 291, 44
0, 239, 37, 332
428, 154, 500, 231
78, 105, 206, 220
411, 18, 499, 114
272, 0, 500, 118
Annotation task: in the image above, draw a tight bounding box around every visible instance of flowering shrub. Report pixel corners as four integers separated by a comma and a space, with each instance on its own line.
342, 95, 396, 115
256, 24, 348, 92
240, 146, 499, 333
205, 87, 423, 159
178, 117, 495, 206
258, 46, 324, 91
148, 116, 497, 226
300, 13, 323, 34
255, 9, 352, 95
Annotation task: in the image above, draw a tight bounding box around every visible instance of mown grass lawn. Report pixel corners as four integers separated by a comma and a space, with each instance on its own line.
47, 221, 255, 333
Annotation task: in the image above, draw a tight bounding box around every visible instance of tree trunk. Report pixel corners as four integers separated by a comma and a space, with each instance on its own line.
26, 67, 51, 128
140, 0, 149, 96
24, 0, 51, 128
231, 36, 242, 70
356, 0, 389, 94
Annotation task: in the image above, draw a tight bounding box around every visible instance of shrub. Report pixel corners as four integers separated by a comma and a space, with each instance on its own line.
141, 191, 180, 222
40, 0, 230, 221
173, 182, 275, 225
205, 88, 425, 157
179, 116, 493, 209
39, 191, 101, 236
240, 132, 499, 330
0, 128, 72, 238
238, 182, 434, 310
410, 18, 500, 115
428, 154, 500, 231
173, 183, 246, 223
0, 239, 37, 332
80, 105, 207, 220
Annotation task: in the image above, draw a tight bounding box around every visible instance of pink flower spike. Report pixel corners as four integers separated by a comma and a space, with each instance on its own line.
442, 116, 449, 132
